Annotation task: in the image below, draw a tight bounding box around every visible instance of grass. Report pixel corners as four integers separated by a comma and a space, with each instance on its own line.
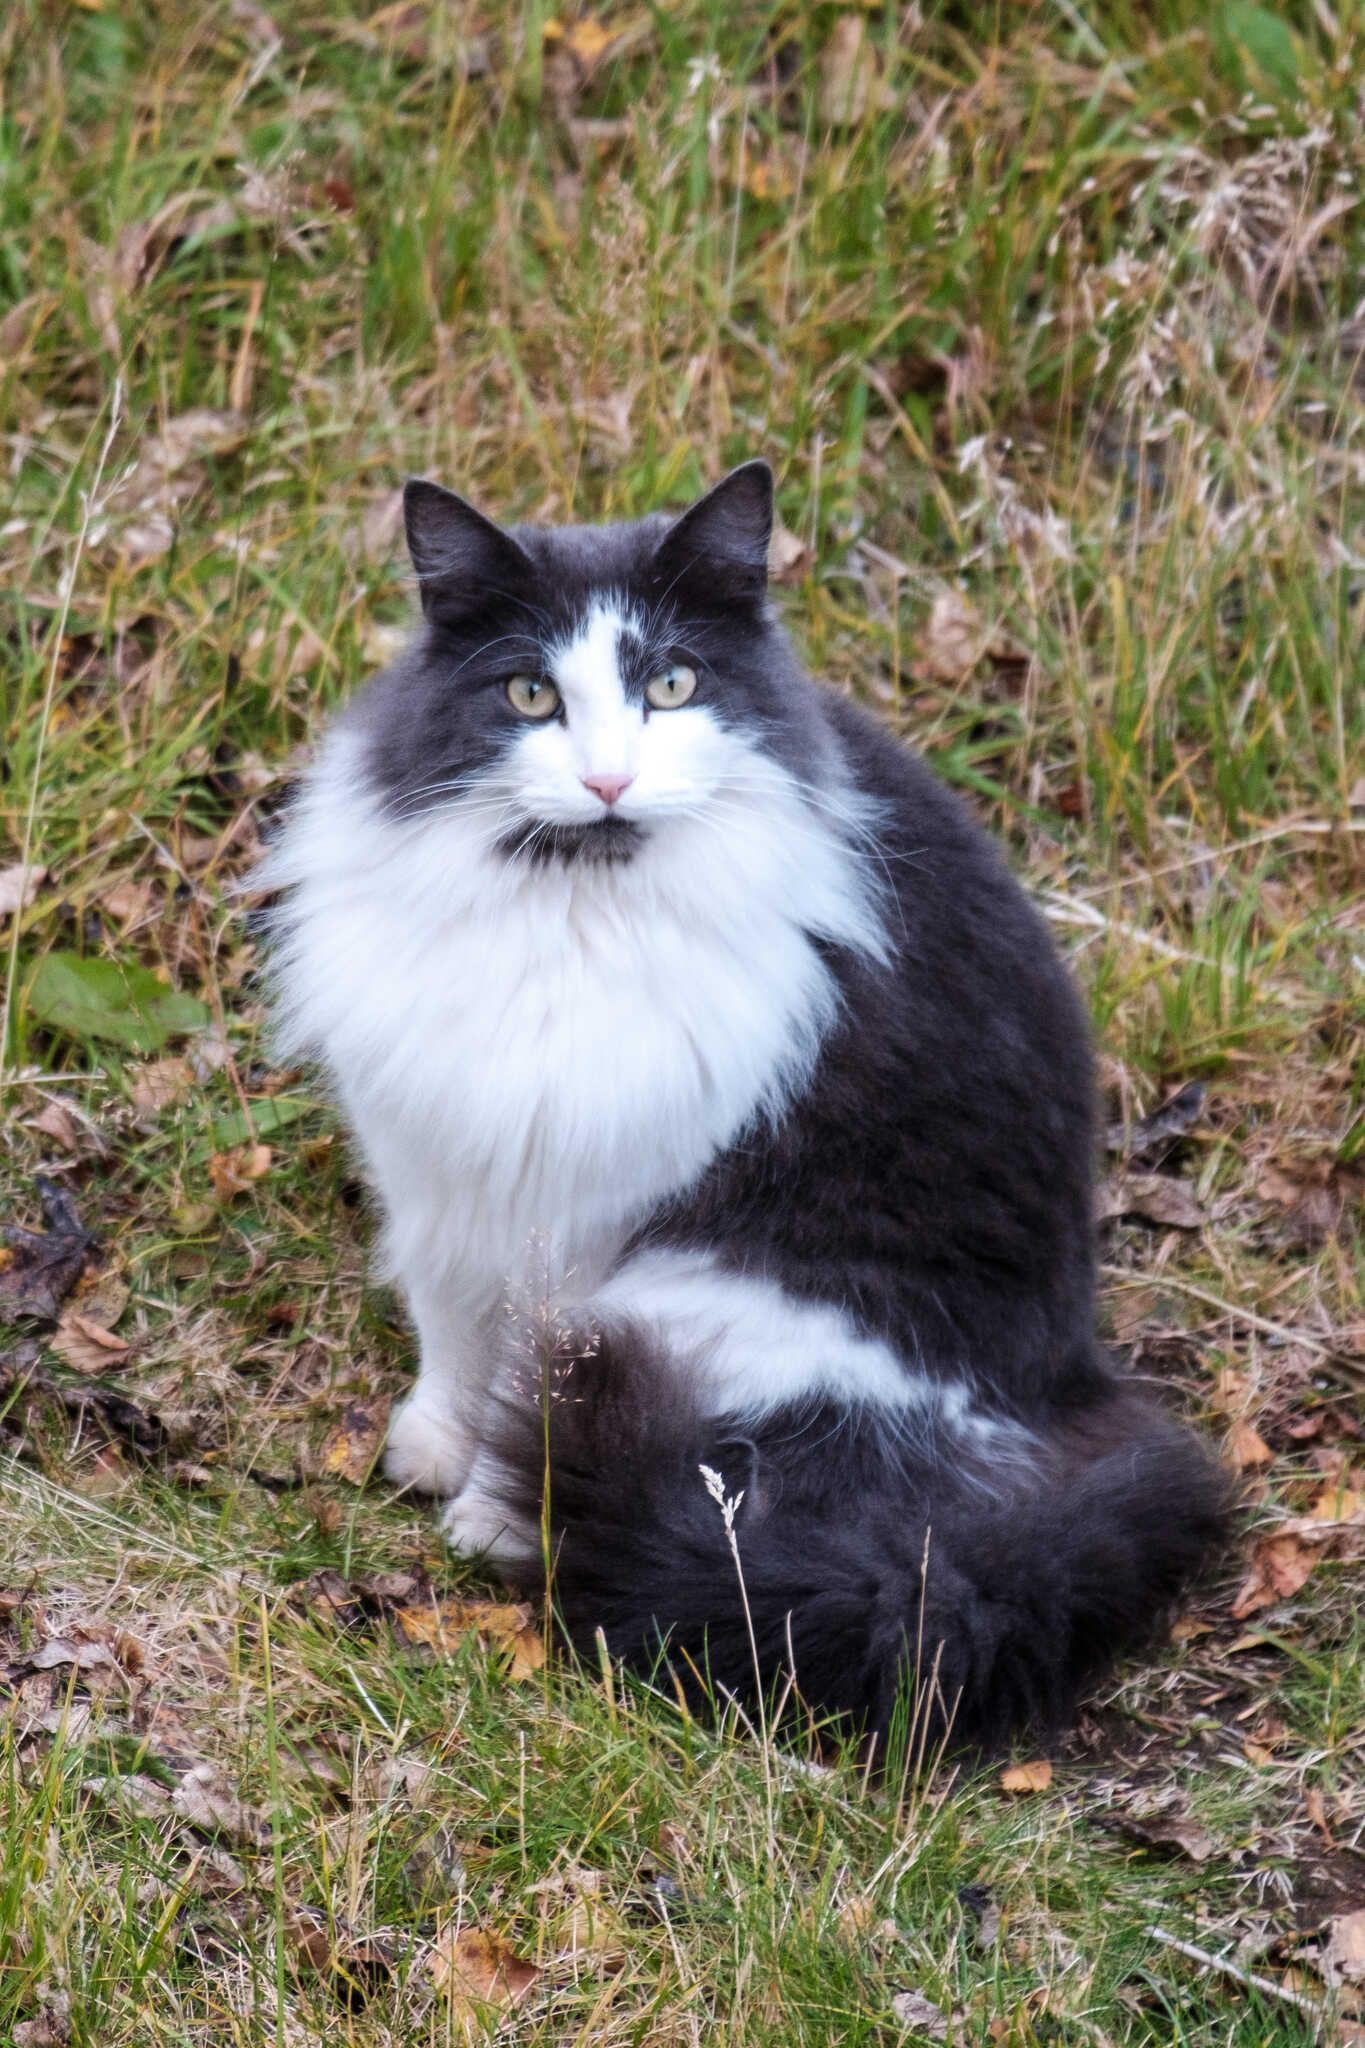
2, 0, 1364, 2041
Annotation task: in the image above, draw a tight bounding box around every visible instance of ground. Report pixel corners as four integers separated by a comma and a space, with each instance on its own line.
2, 2, 1363, 2043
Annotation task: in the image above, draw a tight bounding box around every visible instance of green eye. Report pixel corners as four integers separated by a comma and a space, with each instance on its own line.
506, 675, 561, 720
644, 663, 698, 710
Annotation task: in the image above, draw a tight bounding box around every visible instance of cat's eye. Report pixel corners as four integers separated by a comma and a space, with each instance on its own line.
644, 663, 698, 710
506, 675, 561, 720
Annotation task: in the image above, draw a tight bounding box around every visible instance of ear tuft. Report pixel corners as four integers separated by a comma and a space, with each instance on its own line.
402, 478, 530, 622
651, 460, 774, 598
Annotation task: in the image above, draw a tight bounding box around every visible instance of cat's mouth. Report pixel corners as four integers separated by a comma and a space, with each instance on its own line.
498, 815, 646, 867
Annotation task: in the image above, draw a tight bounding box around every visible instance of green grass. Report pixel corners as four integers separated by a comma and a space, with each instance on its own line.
3, 2, 1364, 2042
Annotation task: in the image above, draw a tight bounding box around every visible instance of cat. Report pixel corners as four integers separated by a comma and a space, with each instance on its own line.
264, 460, 1227, 1752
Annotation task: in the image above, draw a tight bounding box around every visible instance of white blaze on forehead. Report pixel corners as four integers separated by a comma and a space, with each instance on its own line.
548, 600, 640, 779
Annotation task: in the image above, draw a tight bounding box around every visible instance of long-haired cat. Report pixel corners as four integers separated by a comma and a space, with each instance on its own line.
265, 461, 1226, 1750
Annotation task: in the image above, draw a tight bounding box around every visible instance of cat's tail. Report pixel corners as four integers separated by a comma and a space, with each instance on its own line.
477, 1325, 1229, 1754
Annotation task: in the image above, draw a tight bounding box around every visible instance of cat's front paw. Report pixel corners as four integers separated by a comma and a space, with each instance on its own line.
383, 1390, 475, 1497
440, 1484, 533, 1568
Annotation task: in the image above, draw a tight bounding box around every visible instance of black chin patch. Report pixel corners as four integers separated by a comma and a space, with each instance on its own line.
499, 816, 645, 867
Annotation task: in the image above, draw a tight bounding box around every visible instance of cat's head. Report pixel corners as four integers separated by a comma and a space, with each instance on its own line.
356, 462, 824, 864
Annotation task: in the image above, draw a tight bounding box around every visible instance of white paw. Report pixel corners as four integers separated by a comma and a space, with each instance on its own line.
383, 1391, 476, 1498
440, 1485, 534, 1568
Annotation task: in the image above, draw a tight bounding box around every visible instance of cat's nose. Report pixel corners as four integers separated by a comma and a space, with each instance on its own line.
582, 773, 634, 807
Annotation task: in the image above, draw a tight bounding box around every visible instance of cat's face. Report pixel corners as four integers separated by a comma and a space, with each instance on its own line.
357, 463, 822, 863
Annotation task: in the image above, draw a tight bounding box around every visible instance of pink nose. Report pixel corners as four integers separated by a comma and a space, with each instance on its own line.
582, 773, 634, 807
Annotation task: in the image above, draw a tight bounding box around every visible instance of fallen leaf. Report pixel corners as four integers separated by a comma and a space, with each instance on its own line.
920, 589, 986, 685
999, 1758, 1052, 1794
768, 517, 811, 584
0, 862, 46, 918
542, 14, 616, 67
1308, 1480, 1364, 1523
1224, 1419, 1274, 1471
391, 1595, 545, 1680
1324, 1910, 1365, 1988
207, 1143, 272, 1199
130, 1056, 195, 1115
1305, 1786, 1335, 1843
819, 15, 877, 126
171, 1760, 271, 1847
1113, 1813, 1219, 1863
1230, 1530, 1318, 1618
889, 1987, 950, 2038
28, 1098, 100, 1158
12, 1998, 71, 2047
0, 1178, 97, 1321
318, 1396, 391, 1484
428, 1925, 541, 2019
1170, 1615, 1214, 1642
52, 1309, 131, 1376
22, 1637, 120, 1677
83, 1771, 172, 1818
540, 1869, 628, 1973
1098, 1173, 1205, 1230
1258, 1157, 1360, 1252
1106, 1080, 1206, 1162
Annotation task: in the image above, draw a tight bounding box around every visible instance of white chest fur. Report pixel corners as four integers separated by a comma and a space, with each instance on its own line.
267, 727, 885, 1310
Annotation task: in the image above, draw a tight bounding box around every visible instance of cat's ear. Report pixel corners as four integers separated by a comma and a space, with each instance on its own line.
403, 478, 531, 622
650, 460, 773, 601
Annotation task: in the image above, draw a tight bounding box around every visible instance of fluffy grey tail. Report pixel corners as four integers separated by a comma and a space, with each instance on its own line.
485, 1328, 1229, 1754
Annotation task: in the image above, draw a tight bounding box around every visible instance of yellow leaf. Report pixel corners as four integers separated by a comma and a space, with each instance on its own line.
543, 15, 614, 65
428, 1926, 540, 2018
392, 1596, 545, 1678
999, 1759, 1053, 1794
318, 1396, 391, 1484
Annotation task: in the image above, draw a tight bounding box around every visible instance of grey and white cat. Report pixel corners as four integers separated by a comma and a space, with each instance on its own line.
265, 462, 1225, 1749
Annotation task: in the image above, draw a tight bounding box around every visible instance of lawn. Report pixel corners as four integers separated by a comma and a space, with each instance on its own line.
2, 1, 1363, 2042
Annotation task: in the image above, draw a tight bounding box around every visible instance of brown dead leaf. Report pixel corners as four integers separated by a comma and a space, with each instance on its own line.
28, 1098, 97, 1159
99, 876, 157, 927
1324, 1910, 1365, 1989
100, 409, 247, 565
0, 1179, 97, 1321
1170, 1614, 1214, 1642
0, 862, 46, 918
207, 1143, 272, 1199
889, 1988, 950, 2038
768, 517, 811, 584
1113, 1812, 1219, 1863
999, 1758, 1052, 1794
1224, 1418, 1275, 1471
318, 1396, 390, 1484
1098, 1173, 1205, 1230
52, 1309, 131, 1376
428, 1925, 541, 2019
171, 1760, 271, 1847
130, 1056, 195, 1115
12, 1999, 71, 2048
538, 1869, 628, 1973
1258, 1157, 1360, 1251
1230, 1530, 1319, 1618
